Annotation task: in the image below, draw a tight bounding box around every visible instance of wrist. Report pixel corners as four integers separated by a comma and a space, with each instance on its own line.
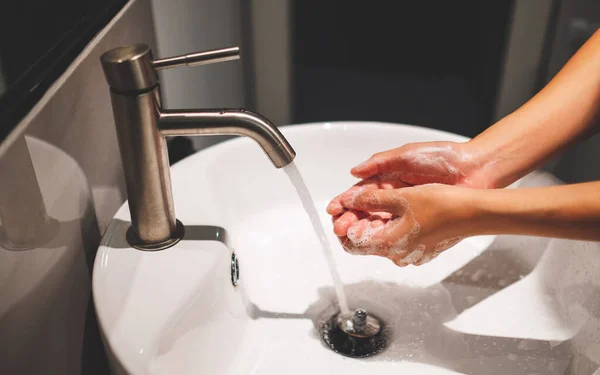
459, 137, 505, 189
462, 187, 530, 237
464, 115, 526, 189
444, 186, 490, 238
462, 182, 600, 241
465, 188, 500, 236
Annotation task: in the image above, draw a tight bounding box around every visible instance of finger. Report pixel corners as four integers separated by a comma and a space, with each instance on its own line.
391, 258, 410, 267
352, 150, 464, 185
401, 247, 426, 266
351, 158, 377, 179
331, 214, 341, 224
339, 235, 363, 254
341, 189, 407, 213
337, 177, 408, 208
369, 218, 385, 229
329, 175, 409, 217
339, 236, 359, 255
326, 198, 345, 216
369, 211, 393, 220
346, 218, 389, 256
339, 220, 371, 255
334, 187, 376, 214
327, 180, 379, 216
415, 254, 433, 266
346, 218, 371, 244
390, 153, 463, 186
333, 210, 364, 236
351, 156, 393, 179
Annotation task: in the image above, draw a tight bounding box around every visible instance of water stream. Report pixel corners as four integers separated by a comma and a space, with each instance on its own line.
283, 161, 350, 314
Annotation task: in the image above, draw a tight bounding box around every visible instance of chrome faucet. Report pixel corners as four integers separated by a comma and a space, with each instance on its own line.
100, 44, 296, 251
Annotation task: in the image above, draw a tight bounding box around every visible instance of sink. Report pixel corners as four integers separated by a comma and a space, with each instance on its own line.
94, 122, 600, 374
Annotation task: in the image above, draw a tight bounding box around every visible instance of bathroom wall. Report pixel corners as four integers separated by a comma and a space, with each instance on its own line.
150, 0, 246, 151
492, 0, 555, 121
0, 0, 156, 373
543, 0, 600, 183
247, 0, 292, 126
248, 1, 559, 138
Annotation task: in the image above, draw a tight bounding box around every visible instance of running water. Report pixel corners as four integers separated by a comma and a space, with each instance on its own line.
283, 161, 350, 313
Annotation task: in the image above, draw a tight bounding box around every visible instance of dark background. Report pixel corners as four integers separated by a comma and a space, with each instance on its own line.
0, 1, 127, 374
0, 0, 520, 156
0, 0, 127, 142
292, 1, 515, 137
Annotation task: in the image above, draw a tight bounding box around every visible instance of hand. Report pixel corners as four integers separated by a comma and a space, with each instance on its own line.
332, 184, 475, 267
327, 141, 491, 246
349, 141, 494, 188
327, 175, 410, 237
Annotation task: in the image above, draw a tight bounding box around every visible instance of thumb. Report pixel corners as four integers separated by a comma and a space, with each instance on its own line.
341, 189, 407, 214
350, 157, 387, 179
351, 154, 409, 179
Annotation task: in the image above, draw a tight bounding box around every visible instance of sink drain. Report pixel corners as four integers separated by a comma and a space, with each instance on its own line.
230, 252, 239, 287
321, 309, 387, 358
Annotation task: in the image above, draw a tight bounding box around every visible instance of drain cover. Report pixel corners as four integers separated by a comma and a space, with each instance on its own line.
321, 309, 387, 358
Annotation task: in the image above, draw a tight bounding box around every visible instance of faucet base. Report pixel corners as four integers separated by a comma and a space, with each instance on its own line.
126, 219, 185, 251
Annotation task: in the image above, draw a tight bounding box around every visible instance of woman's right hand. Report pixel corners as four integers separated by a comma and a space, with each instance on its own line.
349, 141, 495, 188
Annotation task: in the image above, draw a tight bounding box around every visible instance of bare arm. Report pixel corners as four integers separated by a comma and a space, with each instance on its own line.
469, 29, 600, 188
329, 31, 600, 266
467, 181, 600, 241
343, 31, 600, 192
334, 182, 600, 267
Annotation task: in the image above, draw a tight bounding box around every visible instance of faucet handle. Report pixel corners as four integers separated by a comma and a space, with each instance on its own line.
152, 47, 240, 70
101, 44, 240, 92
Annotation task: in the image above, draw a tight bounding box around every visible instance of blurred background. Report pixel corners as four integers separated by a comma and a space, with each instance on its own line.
0, 0, 599, 373
151, 0, 600, 182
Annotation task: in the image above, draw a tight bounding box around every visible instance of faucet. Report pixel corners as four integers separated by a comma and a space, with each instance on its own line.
100, 44, 296, 251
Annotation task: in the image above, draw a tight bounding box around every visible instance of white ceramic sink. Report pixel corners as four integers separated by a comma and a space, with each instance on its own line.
94, 122, 600, 374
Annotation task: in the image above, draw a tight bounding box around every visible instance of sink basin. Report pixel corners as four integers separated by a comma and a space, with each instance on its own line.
94, 122, 600, 374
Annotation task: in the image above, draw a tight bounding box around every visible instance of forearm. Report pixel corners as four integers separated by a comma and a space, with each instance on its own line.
467, 29, 600, 188
466, 182, 600, 241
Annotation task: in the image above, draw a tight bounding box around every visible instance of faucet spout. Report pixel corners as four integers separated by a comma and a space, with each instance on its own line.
159, 109, 295, 168
100, 43, 295, 250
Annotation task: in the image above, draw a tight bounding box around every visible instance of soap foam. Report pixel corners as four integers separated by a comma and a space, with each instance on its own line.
389, 221, 421, 256
434, 236, 464, 253
402, 246, 425, 265
347, 223, 384, 252
397, 145, 483, 186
